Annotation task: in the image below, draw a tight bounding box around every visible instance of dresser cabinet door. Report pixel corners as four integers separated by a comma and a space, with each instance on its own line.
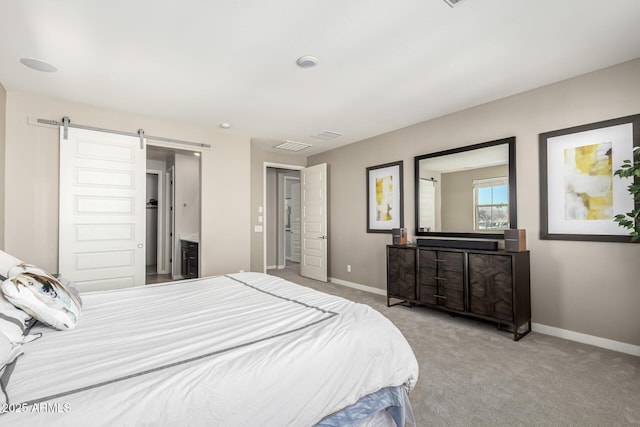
387, 247, 416, 300
468, 253, 513, 322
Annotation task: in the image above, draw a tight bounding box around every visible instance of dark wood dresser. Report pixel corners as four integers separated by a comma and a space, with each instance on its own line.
387, 244, 531, 340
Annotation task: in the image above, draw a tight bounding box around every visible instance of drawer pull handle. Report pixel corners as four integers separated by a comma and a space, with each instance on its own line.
435, 259, 447, 262
434, 276, 446, 281
434, 294, 447, 299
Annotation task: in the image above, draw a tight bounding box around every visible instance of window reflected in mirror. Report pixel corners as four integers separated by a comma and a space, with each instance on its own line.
473, 177, 509, 230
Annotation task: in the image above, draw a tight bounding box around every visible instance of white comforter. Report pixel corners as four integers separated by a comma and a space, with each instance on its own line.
2, 272, 418, 426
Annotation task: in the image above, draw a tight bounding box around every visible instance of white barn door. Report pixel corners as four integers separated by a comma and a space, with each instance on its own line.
300, 163, 327, 282
59, 127, 146, 291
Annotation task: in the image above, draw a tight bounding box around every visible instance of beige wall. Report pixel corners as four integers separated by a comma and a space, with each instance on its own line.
441, 164, 509, 232
309, 58, 640, 346
0, 84, 5, 249
4, 90, 251, 276
250, 144, 306, 272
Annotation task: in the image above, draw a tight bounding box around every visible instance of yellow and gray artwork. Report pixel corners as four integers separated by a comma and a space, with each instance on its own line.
375, 175, 394, 221
564, 142, 613, 220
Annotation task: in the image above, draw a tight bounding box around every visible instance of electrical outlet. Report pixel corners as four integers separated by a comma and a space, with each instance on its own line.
347, 265, 351, 273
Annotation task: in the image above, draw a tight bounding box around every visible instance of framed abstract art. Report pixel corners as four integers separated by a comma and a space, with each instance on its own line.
366, 161, 404, 233
539, 114, 640, 242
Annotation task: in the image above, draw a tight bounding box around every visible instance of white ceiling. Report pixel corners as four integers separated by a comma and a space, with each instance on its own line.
1, 0, 639, 157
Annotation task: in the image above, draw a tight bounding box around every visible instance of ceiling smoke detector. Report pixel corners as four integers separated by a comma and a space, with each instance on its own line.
443, 0, 466, 7
274, 140, 312, 152
296, 56, 318, 68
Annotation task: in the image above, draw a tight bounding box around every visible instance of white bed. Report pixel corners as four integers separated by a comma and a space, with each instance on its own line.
1, 272, 418, 426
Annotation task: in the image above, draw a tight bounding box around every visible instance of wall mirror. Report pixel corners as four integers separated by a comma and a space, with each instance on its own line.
414, 137, 517, 239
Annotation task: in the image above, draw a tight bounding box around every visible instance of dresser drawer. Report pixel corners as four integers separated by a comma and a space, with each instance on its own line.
419, 284, 438, 305
433, 251, 464, 273
419, 285, 464, 311
419, 249, 463, 271
418, 249, 464, 291
434, 267, 464, 291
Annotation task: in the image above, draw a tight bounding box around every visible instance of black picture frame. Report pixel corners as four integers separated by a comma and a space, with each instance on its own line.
366, 161, 404, 233
539, 114, 640, 242
414, 137, 517, 239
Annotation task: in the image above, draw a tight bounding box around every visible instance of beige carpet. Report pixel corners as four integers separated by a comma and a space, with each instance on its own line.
268, 265, 640, 427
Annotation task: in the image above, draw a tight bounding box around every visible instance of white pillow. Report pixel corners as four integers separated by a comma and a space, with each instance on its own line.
0, 294, 40, 344
0, 250, 21, 279
0, 331, 23, 406
2, 266, 82, 331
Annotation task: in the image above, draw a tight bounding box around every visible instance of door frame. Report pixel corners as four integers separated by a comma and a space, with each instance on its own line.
283, 175, 301, 265
146, 169, 166, 274
166, 165, 177, 279
263, 162, 304, 273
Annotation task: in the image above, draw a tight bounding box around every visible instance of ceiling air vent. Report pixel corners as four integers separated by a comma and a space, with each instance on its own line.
311, 130, 342, 141
274, 140, 312, 152
443, 0, 466, 7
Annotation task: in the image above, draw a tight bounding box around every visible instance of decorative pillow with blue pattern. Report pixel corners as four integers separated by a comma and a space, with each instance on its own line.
2, 266, 82, 331
0, 250, 81, 331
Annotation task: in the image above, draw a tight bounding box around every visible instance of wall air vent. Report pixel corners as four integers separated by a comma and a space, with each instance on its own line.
443, 0, 466, 7
311, 130, 342, 141
274, 140, 312, 152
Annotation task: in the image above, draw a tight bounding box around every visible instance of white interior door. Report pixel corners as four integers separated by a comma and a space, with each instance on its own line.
59, 127, 146, 291
300, 163, 327, 282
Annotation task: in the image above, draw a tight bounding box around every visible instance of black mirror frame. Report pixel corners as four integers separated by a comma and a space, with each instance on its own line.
414, 136, 517, 239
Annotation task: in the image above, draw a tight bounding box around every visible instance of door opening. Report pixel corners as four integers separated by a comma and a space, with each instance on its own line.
146, 147, 200, 285
284, 175, 301, 267
263, 162, 327, 282
145, 171, 163, 276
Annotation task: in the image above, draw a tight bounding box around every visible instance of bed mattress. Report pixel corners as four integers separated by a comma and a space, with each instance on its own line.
1, 272, 418, 426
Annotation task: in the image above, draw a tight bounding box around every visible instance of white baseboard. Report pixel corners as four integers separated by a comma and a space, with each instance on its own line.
327, 277, 640, 357
266, 265, 277, 270
329, 277, 387, 297
532, 322, 640, 357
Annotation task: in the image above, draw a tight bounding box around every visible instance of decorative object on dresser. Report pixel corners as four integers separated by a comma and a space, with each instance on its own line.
504, 229, 527, 252
387, 243, 531, 341
392, 227, 408, 245
416, 238, 498, 251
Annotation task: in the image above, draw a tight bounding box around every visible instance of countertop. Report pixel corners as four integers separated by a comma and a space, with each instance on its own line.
180, 233, 199, 244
